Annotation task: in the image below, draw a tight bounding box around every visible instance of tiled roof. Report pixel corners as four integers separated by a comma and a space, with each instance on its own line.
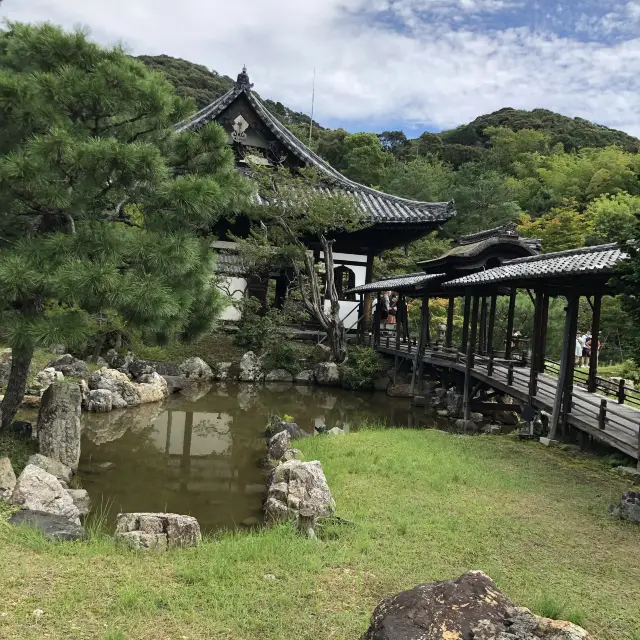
445, 244, 628, 287
347, 273, 446, 294
174, 71, 456, 227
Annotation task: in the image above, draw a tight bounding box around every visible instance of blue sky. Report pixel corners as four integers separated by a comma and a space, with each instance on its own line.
3, 0, 640, 137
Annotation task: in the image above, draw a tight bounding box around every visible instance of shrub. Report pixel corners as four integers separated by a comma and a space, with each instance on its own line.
339, 346, 383, 391
262, 341, 310, 375
233, 297, 290, 353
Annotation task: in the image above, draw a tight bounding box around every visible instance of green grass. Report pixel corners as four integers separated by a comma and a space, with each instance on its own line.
0, 435, 37, 475
1, 430, 639, 639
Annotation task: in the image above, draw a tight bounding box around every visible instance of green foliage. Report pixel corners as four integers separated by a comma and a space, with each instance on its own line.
232, 296, 290, 353
342, 132, 389, 186
262, 341, 311, 375
586, 192, 640, 244
339, 346, 383, 390
374, 233, 452, 280
0, 433, 37, 475
517, 203, 587, 253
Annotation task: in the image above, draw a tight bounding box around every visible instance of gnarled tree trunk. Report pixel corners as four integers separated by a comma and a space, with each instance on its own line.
0, 346, 34, 430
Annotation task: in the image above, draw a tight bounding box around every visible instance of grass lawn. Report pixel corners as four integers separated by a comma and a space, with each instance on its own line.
1, 429, 639, 640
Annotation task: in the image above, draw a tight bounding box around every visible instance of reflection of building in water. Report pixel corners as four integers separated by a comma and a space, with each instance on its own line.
150, 410, 233, 456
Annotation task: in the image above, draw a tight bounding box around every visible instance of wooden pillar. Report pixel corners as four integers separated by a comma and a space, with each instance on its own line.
396, 293, 403, 350
460, 291, 471, 353
403, 297, 411, 343
587, 293, 602, 393
446, 296, 455, 349
373, 292, 381, 346
538, 293, 550, 373
478, 297, 488, 355
424, 296, 431, 347
468, 295, 480, 370
274, 273, 288, 309
549, 294, 579, 440
504, 287, 517, 360
463, 295, 480, 420
362, 254, 374, 325
487, 293, 497, 355
410, 296, 430, 395
528, 289, 544, 401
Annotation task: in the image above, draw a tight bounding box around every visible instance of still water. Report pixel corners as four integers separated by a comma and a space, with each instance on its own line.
79, 382, 429, 532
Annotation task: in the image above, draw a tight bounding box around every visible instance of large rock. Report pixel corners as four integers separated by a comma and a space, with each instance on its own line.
264, 460, 335, 526
0, 457, 16, 500
264, 369, 294, 383
294, 370, 314, 385
10, 465, 80, 524
135, 372, 168, 404
268, 431, 291, 460
88, 368, 140, 407
37, 382, 82, 472
179, 357, 214, 381
239, 351, 263, 382
267, 418, 309, 440
312, 344, 332, 363
27, 367, 64, 397
67, 489, 91, 515
27, 454, 73, 485
609, 490, 640, 524
314, 362, 340, 386
387, 383, 412, 398
115, 512, 201, 550
360, 570, 590, 640
45, 354, 89, 379
494, 410, 520, 426
447, 389, 464, 418
8, 509, 87, 541
87, 389, 113, 413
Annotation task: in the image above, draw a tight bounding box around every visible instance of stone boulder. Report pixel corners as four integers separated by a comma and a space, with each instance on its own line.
360, 570, 590, 640
163, 375, 187, 394
264, 369, 294, 383
27, 367, 64, 397
87, 389, 113, 413
312, 343, 332, 363
239, 351, 263, 382
455, 419, 479, 433
267, 418, 309, 440
10, 465, 80, 524
45, 354, 89, 379
314, 362, 340, 387
135, 372, 168, 404
446, 389, 464, 418
327, 427, 345, 436
88, 368, 140, 407
294, 370, 314, 385
0, 457, 16, 500
387, 383, 412, 398
27, 454, 73, 485
179, 357, 214, 381
37, 382, 82, 472
67, 489, 91, 515
264, 460, 335, 527
8, 509, 87, 542
268, 431, 291, 460
127, 359, 155, 380
609, 490, 640, 524
494, 410, 520, 426
115, 512, 201, 550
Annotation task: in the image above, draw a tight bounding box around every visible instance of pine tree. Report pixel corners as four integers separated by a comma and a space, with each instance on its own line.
0, 23, 250, 428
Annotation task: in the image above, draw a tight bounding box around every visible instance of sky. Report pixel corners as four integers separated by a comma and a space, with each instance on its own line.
2, 0, 640, 138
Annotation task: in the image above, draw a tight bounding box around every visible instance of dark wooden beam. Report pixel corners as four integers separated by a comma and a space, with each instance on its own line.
479, 296, 488, 355
463, 295, 480, 420
373, 292, 381, 346
528, 289, 544, 402
505, 287, 517, 360
362, 253, 375, 326
487, 293, 497, 355
461, 291, 471, 353
446, 296, 455, 349
587, 293, 602, 393
538, 293, 550, 373
396, 293, 403, 350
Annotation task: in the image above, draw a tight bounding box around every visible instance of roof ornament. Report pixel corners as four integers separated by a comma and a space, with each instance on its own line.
235, 65, 254, 91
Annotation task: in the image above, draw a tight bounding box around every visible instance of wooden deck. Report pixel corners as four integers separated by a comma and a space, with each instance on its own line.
368, 337, 640, 462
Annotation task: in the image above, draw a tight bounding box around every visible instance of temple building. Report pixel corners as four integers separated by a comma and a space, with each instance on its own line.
174, 67, 456, 323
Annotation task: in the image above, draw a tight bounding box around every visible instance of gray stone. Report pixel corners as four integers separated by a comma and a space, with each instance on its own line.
95, 357, 108, 368
67, 489, 91, 515
488, 424, 503, 435
436, 409, 449, 418
387, 383, 412, 398
88, 368, 140, 407
27, 454, 73, 485
104, 348, 119, 366
8, 509, 87, 541
294, 370, 314, 385
267, 419, 309, 440
239, 352, 263, 382
87, 389, 113, 413
539, 437, 560, 447
37, 382, 82, 472
434, 387, 447, 399
312, 343, 332, 363
45, 354, 89, 379
455, 419, 479, 433
494, 410, 520, 426
215, 362, 233, 381
609, 491, 640, 524
268, 431, 291, 460
162, 375, 187, 394
327, 427, 345, 436
10, 465, 80, 524
360, 570, 590, 640
314, 362, 340, 386
114, 512, 201, 550
264, 369, 294, 383
470, 412, 484, 423
27, 367, 64, 397
0, 457, 16, 501
282, 448, 302, 462
135, 372, 168, 404
264, 460, 335, 527
446, 389, 464, 418
179, 357, 214, 381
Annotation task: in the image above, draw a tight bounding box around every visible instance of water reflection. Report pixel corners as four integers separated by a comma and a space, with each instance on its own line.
79, 383, 432, 532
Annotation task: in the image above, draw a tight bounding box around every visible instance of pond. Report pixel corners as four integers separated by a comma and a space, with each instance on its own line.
78, 383, 434, 532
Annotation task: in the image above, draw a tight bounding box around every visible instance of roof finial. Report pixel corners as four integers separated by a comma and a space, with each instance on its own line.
235, 65, 253, 91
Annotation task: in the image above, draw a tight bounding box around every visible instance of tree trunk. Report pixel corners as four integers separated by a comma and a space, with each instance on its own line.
90, 333, 106, 364
0, 345, 34, 430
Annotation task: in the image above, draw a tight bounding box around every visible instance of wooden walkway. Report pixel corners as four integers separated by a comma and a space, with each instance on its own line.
368, 338, 640, 462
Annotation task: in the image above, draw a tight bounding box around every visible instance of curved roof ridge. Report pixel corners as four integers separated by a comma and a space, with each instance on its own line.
504, 243, 621, 265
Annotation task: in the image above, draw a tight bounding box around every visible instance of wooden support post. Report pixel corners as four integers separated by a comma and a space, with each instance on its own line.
461, 291, 471, 353
488, 353, 494, 377
446, 296, 455, 349
487, 293, 497, 355
549, 294, 579, 441
529, 289, 543, 402
598, 399, 607, 430
507, 363, 514, 386
374, 292, 381, 347
463, 296, 480, 420
479, 296, 488, 355
411, 296, 430, 396
505, 287, 517, 360
587, 293, 602, 393
538, 293, 550, 373
362, 254, 374, 325
396, 294, 403, 350
424, 296, 431, 347
617, 378, 626, 404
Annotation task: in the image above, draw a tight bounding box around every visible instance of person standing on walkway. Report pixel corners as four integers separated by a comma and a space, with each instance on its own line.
575, 334, 583, 366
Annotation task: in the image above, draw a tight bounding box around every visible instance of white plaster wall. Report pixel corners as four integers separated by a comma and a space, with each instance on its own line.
217, 276, 247, 321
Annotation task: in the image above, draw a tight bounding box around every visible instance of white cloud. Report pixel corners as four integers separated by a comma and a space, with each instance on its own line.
2, 0, 640, 137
